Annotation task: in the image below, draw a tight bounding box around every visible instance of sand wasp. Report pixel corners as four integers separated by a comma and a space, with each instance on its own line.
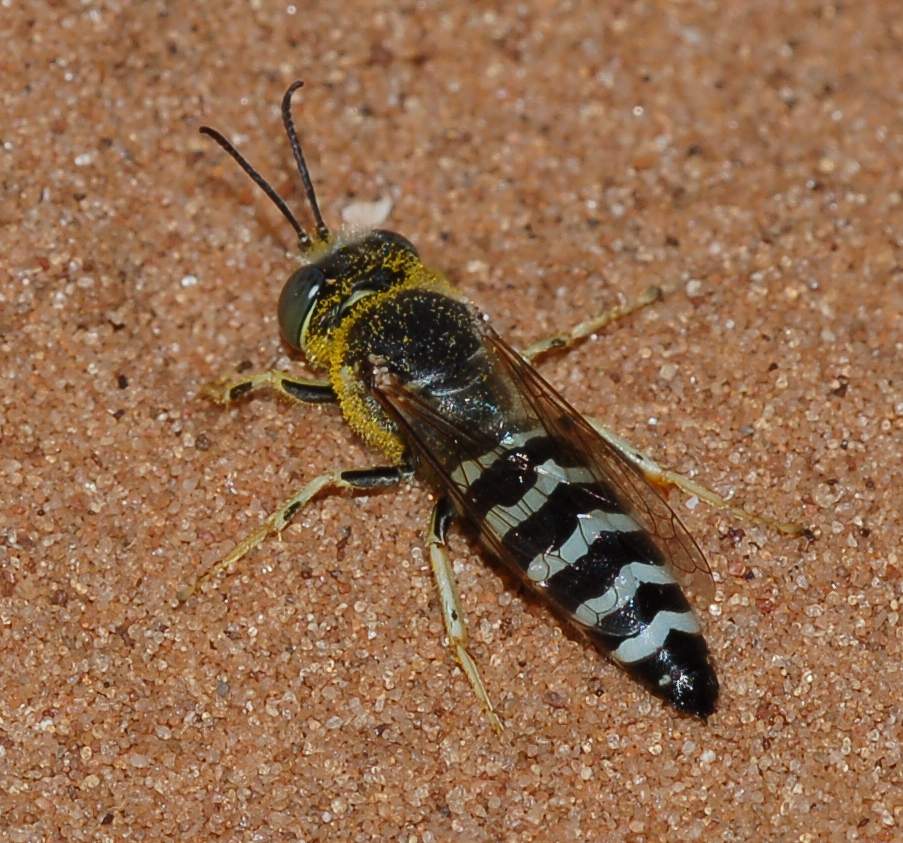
188, 82, 801, 729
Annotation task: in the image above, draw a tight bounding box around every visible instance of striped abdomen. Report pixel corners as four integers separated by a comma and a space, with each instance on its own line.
451, 429, 718, 717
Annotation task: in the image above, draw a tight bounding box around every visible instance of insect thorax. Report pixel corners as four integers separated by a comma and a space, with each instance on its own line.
298, 229, 486, 463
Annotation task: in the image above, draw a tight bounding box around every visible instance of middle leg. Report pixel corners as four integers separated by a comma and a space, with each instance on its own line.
522, 284, 663, 363
178, 464, 412, 601
426, 498, 504, 733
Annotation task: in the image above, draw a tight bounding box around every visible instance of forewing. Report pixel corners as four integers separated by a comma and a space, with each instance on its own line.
373, 384, 651, 636
485, 329, 715, 606
370, 375, 519, 570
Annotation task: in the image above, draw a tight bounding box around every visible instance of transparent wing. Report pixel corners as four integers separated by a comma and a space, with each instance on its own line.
484, 328, 714, 605
370, 373, 519, 574
374, 331, 713, 635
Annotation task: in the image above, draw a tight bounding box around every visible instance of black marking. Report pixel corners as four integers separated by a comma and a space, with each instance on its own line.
432, 497, 455, 542
615, 628, 717, 718
631, 581, 692, 622
500, 482, 641, 575
549, 547, 669, 616
550, 539, 645, 611
229, 382, 254, 400
467, 436, 622, 519
582, 581, 692, 643
280, 379, 336, 403
466, 436, 560, 515
340, 465, 410, 489
658, 626, 711, 669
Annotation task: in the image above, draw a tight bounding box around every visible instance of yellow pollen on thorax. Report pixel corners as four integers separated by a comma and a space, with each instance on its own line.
323, 264, 457, 462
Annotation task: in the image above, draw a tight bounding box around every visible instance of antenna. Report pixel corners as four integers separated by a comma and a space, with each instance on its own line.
199, 125, 313, 251
281, 80, 330, 243
199, 81, 332, 251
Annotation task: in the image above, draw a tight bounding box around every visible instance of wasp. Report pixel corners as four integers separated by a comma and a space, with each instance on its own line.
189, 81, 802, 729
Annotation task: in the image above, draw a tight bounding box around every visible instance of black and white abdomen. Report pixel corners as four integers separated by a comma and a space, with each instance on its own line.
450, 429, 719, 717
363, 295, 719, 718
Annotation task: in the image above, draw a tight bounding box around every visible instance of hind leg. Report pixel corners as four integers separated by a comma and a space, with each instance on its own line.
586, 418, 806, 536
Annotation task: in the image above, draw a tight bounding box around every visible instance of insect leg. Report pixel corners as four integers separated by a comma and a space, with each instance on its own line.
427, 498, 504, 733
178, 464, 412, 601
586, 417, 806, 536
522, 285, 663, 363
202, 369, 336, 406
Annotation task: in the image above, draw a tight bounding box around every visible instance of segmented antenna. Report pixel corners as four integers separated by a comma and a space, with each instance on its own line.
282, 80, 330, 243
199, 81, 331, 251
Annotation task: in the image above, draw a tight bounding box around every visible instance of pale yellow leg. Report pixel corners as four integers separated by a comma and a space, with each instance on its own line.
202, 368, 335, 406
586, 418, 806, 536
178, 465, 410, 601
521, 282, 804, 536
522, 285, 663, 363
427, 500, 504, 733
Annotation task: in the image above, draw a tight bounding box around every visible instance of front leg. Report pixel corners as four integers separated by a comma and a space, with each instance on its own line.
203, 368, 336, 406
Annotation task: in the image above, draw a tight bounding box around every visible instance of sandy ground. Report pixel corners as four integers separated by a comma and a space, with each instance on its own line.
1, 1, 900, 841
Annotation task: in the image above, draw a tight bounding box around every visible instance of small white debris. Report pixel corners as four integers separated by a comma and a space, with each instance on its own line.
658, 362, 678, 381
685, 278, 703, 297
341, 196, 393, 228
180, 274, 198, 288
74, 152, 94, 167
466, 259, 488, 275
685, 495, 700, 511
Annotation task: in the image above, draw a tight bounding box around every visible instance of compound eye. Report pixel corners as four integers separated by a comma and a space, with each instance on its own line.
278, 265, 326, 349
